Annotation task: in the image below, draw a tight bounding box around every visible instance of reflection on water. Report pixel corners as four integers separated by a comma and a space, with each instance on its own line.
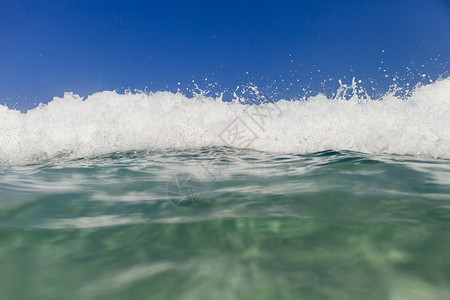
0, 149, 449, 299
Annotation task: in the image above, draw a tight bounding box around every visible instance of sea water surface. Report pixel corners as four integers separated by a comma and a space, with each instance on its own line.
0, 78, 450, 300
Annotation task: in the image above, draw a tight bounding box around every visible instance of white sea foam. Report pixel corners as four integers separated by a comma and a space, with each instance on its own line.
1, 78, 449, 165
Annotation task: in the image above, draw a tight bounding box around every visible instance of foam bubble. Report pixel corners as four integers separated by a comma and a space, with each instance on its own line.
1, 78, 449, 166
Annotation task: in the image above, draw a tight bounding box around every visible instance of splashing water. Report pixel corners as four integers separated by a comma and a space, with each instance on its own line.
1, 77, 449, 166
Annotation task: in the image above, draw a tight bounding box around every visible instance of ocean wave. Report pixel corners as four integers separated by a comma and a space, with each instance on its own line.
1, 78, 450, 165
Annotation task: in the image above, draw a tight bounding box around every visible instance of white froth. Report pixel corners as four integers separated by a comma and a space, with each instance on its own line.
1, 78, 449, 165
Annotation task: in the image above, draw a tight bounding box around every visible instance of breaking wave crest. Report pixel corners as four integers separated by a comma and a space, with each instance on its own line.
1, 77, 450, 166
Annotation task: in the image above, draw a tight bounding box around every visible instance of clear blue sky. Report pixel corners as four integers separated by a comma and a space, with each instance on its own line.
1, 0, 449, 111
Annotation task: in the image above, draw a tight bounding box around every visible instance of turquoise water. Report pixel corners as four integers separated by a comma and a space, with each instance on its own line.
1, 148, 449, 300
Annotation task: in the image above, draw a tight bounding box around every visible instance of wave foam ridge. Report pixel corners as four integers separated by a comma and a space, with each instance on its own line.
1, 78, 450, 165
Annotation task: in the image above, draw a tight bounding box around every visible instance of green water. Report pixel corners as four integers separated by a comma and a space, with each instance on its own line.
0, 149, 449, 300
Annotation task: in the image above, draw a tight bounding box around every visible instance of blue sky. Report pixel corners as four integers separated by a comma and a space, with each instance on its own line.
1, 0, 449, 111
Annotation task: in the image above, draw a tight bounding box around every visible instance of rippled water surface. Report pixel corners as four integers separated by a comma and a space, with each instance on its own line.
1, 149, 449, 300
